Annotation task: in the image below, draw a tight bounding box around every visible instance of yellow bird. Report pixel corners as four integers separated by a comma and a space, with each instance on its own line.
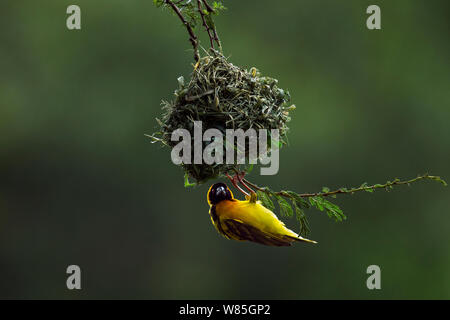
207, 183, 317, 246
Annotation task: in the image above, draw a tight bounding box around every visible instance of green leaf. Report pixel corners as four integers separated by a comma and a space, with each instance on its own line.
212, 1, 226, 12
184, 173, 196, 188
294, 204, 310, 236
283, 190, 310, 209
257, 190, 275, 211
322, 198, 346, 222
428, 175, 448, 186
309, 197, 324, 211
276, 196, 294, 218
153, 0, 164, 7
309, 196, 346, 222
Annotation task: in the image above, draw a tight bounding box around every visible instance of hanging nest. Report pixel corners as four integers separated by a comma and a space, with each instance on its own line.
151, 50, 294, 184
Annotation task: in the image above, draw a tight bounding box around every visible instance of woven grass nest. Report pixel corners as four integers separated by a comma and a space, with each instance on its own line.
152, 50, 294, 184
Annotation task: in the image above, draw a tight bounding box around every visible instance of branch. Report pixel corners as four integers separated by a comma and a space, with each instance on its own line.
164, 0, 200, 61
238, 173, 446, 234
203, 0, 222, 49
199, 0, 222, 49
197, 0, 215, 49
243, 174, 447, 199
201, 0, 215, 13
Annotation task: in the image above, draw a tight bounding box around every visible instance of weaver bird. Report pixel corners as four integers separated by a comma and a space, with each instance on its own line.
207, 182, 317, 246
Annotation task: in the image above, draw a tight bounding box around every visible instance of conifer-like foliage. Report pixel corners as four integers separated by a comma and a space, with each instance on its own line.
253, 175, 447, 236
150, 0, 446, 236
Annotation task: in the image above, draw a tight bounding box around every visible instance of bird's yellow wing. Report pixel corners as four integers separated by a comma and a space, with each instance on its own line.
217, 199, 295, 235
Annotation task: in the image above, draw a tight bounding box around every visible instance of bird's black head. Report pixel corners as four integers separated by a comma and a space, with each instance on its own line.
207, 183, 234, 205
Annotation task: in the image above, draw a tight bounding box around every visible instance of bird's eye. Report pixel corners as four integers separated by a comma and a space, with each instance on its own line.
215, 186, 225, 195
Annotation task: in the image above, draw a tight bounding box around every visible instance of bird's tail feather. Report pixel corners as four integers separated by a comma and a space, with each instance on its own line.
285, 235, 318, 244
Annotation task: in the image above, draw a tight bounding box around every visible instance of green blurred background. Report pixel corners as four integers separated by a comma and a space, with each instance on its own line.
0, 0, 449, 299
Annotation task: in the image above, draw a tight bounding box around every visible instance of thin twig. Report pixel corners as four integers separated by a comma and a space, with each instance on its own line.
197, 0, 215, 49
200, 0, 222, 49
165, 0, 200, 61
201, 0, 215, 13
243, 174, 446, 199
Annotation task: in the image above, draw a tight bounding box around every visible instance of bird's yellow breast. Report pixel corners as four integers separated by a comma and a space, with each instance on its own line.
214, 199, 298, 237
